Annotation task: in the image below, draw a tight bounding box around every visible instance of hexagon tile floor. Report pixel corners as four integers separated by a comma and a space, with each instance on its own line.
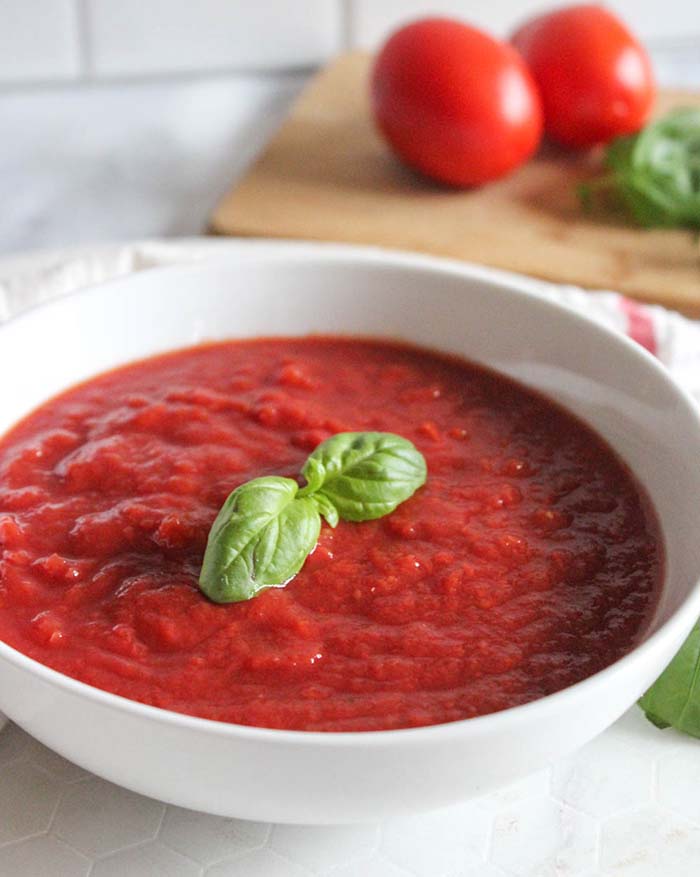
1, 708, 699, 876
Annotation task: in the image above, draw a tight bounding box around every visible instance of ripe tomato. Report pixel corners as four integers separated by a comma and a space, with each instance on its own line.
512, 4, 655, 148
371, 18, 543, 187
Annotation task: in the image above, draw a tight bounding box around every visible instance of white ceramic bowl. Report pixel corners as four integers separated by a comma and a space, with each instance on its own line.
1, 242, 700, 824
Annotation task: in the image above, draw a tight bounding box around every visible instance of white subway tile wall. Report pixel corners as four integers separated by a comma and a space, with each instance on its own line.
0, 0, 81, 83
349, 0, 700, 46
0, 0, 698, 86
87, 0, 342, 76
349, 0, 544, 45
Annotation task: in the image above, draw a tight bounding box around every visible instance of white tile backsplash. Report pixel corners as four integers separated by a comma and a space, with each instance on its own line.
0, 0, 697, 88
348, 0, 543, 44
348, 0, 700, 46
607, 0, 700, 42
86, 0, 342, 76
0, 0, 80, 83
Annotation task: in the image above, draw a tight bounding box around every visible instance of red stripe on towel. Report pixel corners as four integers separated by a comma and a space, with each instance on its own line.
620, 298, 657, 355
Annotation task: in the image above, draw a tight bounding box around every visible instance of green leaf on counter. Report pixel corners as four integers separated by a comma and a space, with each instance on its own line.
580, 107, 700, 230
639, 621, 700, 738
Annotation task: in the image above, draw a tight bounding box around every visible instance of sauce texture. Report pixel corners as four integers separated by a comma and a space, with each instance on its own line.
0, 338, 662, 731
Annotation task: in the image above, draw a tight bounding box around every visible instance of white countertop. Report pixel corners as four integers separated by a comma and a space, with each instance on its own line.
0, 71, 307, 256
1, 706, 699, 877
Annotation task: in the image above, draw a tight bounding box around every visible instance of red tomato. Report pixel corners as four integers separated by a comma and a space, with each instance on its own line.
371, 18, 543, 187
512, 4, 655, 148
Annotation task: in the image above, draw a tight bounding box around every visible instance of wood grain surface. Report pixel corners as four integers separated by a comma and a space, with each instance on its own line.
210, 53, 700, 314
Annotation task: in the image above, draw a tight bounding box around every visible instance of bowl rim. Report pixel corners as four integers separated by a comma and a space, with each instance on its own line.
2, 238, 700, 747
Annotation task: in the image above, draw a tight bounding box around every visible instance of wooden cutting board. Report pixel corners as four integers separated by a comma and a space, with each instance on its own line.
210, 53, 700, 315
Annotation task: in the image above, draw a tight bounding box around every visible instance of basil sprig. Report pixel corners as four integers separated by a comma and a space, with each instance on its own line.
639, 621, 700, 738
580, 107, 700, 230
199, 432, 427, 604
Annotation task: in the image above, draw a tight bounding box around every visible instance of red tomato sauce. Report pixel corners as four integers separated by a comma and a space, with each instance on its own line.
0, 338, 662, 731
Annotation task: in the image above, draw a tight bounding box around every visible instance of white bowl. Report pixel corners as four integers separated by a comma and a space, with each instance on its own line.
1, 242, 700, 824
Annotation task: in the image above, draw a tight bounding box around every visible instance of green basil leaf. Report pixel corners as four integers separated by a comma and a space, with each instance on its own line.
579, 107, 700, 230
310, 491, 340, 528
299, 431, 427, 522
199, 476, 321, 604
639, 621, 700, 738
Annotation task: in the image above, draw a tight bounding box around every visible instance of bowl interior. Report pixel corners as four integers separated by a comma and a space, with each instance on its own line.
3, 245, 700, 644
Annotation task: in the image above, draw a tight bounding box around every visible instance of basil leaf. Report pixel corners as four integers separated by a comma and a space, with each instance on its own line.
639, 621, 700, 738
199, 476, 321, 604
310, 491, 339, 528
579, 107, 700, 230
299, 432, 427, 522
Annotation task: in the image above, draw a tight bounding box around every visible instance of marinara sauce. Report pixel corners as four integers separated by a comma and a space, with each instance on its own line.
0, 338, 662, 731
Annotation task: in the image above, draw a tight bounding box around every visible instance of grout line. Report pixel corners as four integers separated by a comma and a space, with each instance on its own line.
52, 829, 98, 861
74, 0, 93, 80
339, 0, 356, 51
0, 829, 52, 851
88, 836, 164, 866
51, 835, 92, 867
152, 804, 168, 840
650, 757, 658, 802
592, 816, 602, 872
38, 765, 66, 834
0, 9, 690, 98
646, 35, 700, 49
0, 64, 316, 97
